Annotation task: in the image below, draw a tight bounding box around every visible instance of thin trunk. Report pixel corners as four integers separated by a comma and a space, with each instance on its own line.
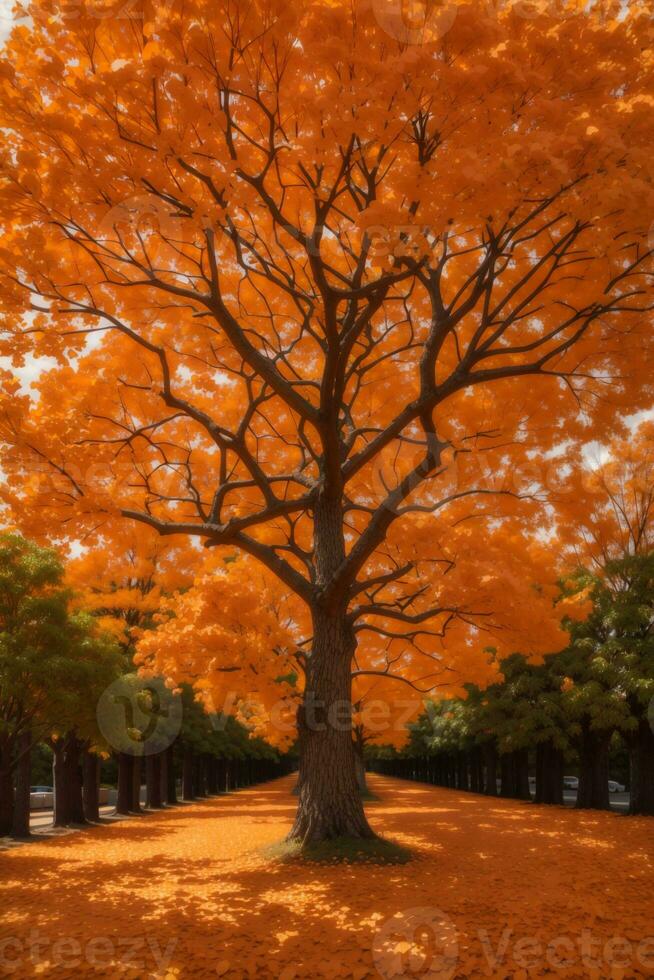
116, 752, 133, 815
629, 718, 654, 816
68, 734, 85, 824
12, 731, 31, 839
207, 756, 218, 795
353, 731, 368, 795
514, 748, 531, 800
0, 739, 15, 836
132, 755, 142, 813
456, 752, 469, 791
146, 752, 163, 808
182, 746, 195, 801
499, 752, 516, 798
483, 743, 498, 796
288, 606, 374, 842
52, 741, 71, 827
159, 746, 169, 804
82, 751, 100, 822
166, 744, 178, 804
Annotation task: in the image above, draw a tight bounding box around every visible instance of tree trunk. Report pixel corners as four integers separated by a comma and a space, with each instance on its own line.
514, 748, 531, 800
535, 741, 563, 805
0, 738, 15, 836
353, 732, 368, 795
182, 746, 195, 801
166, 745, 178, 804
499, 752, 516, 798
206, 755, 218, 795
483, 743, 498, 796
456, 752, 469, 791
12, 731, 31, 839
577, 723, 610, 810
132, 755, 142, 813
194, 755, 207, 797
116, 752, 133, 815
52, 741, 71, 827
159, 747, 169, 804
287, 607, 374, 842
629, 718, 654, 816
82, 751, 100, 822
69, 735, 85, 823
146, 752, 163, 808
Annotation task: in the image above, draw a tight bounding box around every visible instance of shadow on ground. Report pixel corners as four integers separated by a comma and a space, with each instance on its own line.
1, 775, 652, 978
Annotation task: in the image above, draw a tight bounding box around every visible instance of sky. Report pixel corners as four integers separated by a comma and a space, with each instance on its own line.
0, 1, 15, 43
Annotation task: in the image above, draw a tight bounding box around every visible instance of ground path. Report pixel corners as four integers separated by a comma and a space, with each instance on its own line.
1, 774, 652, 979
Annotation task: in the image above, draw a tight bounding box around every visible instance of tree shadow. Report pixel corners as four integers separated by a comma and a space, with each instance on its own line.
0, 774, 652, 978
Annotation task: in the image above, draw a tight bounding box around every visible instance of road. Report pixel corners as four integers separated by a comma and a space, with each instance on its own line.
29, 805, 116, 830
28, 789, 631, 829
560, 790, 629, 811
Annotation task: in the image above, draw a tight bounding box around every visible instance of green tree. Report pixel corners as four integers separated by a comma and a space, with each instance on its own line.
0, 533, 122, 836
562, 557, 654, 814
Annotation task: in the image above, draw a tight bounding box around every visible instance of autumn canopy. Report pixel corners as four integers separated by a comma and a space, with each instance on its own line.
0, 0, 652, 840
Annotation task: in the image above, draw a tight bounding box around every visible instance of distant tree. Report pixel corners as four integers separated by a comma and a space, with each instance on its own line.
0, 533, 121, 836
562, 557, 654, 814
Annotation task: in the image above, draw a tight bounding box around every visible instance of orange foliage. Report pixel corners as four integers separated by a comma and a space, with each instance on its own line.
0, 0, 653, 832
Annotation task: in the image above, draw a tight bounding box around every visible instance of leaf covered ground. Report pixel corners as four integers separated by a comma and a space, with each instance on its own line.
1, 774, 652, 979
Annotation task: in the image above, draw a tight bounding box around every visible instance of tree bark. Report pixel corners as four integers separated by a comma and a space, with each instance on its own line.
165, 744, 178, 804
629, 718, 654, 816
0, 738, 15, 836
159, 746, 169, 804
514, 748, 531, 800
499, 752, 516, 798
182, 746, 195, 801
577, 723, 611, 810
535, 741, 563, 805
131, 754, 142, 813
206, 755, 218, 795
69, 735, 85, 824
51, 734, 86, 826
146, 752, 163, 808
456, 752, 469, 791
287, 607, 374, 842
52, 740, 71, 827
116, 752, 134, 815
483, 743, 498, 796
353, 732, 368, 795
12, 730, 31, 839
82, 750, 100, 822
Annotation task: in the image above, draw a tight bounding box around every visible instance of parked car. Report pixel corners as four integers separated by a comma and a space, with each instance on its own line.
29, 786, 54, 809
563, 776, 579, 790
608, 780, 626, 793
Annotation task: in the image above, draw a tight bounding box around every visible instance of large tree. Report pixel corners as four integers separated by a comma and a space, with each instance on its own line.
0, 0, 653, 840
